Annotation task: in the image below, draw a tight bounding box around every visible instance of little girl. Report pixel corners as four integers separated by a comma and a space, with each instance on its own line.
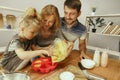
0, 7, 49, 72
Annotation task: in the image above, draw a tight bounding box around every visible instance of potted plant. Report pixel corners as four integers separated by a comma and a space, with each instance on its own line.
88, 17, 105, 32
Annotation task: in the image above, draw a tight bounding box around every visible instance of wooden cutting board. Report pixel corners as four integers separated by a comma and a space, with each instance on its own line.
42, 65, 87, 80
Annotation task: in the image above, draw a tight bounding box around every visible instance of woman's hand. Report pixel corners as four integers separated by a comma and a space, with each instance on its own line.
31, 44, 42, 50
64, 40, 74, 57
31, 44, 36, 50
47, 46, 53, 56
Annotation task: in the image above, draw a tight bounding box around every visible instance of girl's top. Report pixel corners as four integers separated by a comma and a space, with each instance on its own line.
1, 34, 32, 72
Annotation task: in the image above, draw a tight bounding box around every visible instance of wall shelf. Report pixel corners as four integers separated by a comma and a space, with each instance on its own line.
86, 14, 120, 59
87, 32, 120, 37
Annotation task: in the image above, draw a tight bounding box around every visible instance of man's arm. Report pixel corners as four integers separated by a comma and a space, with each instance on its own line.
79, 38, 90, 59
79, 39, 86, 53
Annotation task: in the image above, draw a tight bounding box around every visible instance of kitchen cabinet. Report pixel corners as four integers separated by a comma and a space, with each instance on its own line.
85, 14, 120, 59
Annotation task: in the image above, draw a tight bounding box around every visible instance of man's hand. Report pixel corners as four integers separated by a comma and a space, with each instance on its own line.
80, 51, 91, 59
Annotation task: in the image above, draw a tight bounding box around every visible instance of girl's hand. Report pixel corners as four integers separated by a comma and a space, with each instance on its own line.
39, 50, 49, 56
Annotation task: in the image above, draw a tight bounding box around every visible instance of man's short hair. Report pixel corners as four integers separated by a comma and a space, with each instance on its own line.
64, 0, 81, 12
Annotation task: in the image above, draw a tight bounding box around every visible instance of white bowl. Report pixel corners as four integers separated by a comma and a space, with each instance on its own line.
81, 59, 95, 69
59, 71, 75, 80
0, 72, 30, 80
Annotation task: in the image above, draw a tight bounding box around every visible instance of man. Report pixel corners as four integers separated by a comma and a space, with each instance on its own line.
60, 0, 89, 59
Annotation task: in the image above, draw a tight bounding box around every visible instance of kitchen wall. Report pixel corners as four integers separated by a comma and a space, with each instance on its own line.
1, 0, 120, 23
0, 0, 120, 51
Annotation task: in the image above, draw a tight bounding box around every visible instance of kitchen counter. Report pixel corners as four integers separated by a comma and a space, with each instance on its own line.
0, 50, 120, 80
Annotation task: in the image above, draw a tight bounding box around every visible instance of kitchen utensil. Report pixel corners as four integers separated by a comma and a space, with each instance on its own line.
78, 62, 106, 80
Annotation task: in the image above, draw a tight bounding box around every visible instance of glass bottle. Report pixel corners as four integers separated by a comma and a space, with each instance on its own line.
101, 49, 108, 67
93, 49, 100, 67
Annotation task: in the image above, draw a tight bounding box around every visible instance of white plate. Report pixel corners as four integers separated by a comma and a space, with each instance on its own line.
81, 59, 95, 69
59, 71, 75, 80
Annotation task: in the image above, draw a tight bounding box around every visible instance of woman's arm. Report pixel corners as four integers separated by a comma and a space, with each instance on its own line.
32, 44, 51, 50
31, 44, 42, 50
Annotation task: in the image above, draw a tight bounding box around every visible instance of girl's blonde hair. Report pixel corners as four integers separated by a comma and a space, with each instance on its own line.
40, 4, 61, 33
20, 7, 41, 29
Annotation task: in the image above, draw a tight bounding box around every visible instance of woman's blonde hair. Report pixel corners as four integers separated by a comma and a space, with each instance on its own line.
40, 4, 60, 33
20, 7, 41, 29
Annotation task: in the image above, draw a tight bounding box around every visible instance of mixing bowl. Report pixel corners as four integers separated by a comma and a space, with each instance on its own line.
0, 72, 30, 80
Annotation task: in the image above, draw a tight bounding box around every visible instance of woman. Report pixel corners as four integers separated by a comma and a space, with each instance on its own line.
32, 4, 61, 52
32, 4, 73, 61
